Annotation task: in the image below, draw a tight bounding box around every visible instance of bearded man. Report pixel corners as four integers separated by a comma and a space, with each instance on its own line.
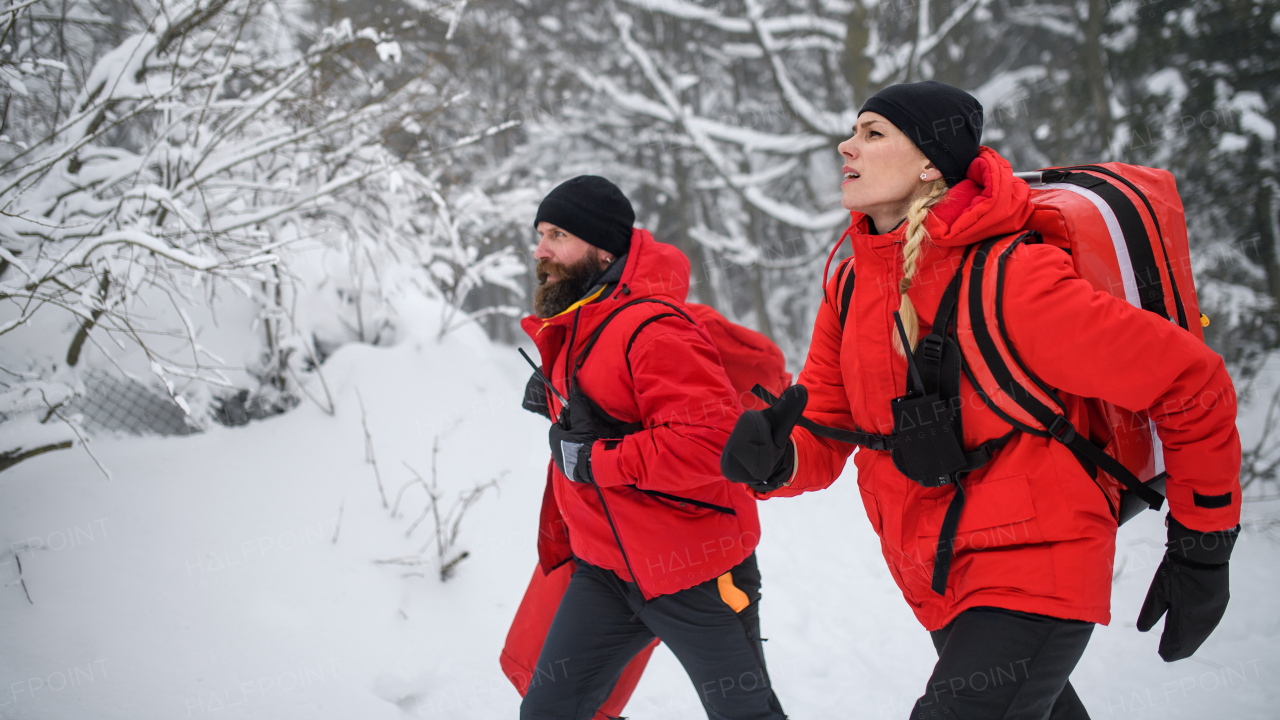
518, 176, 786, 720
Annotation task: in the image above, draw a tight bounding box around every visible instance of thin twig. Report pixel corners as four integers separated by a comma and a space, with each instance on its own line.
355, 387, 387, 508
393, 461, 429, 517
39, 389, 110, 481
373, 556, 424, 565
14, 553, 32, 604
1242, 382, 1280, 496
428, 437, 444, 552
286, 363, 334, 417
331, 498, 344, 544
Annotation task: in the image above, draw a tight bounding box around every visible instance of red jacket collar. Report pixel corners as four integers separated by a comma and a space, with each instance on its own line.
840, 147, 1033, 252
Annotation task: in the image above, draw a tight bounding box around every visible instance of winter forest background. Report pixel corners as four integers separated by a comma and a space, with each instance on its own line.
2, 0, 1280, 717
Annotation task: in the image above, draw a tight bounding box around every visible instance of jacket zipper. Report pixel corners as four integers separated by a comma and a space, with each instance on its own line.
591, 482, 649, 600
562, 306, 650, 600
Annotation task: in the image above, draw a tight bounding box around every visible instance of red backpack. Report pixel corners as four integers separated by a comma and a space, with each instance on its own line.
686, 303, 792, 410
970, 163, 1203, 522
501, 303, 790, 717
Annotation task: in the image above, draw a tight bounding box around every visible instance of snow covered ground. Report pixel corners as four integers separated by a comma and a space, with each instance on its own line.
3, 308, 1278, 719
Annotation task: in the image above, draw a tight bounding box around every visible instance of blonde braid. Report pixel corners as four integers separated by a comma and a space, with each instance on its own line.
894, 178, 950, 357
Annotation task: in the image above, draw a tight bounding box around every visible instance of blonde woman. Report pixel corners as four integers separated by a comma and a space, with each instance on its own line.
720, 81, 1242, 718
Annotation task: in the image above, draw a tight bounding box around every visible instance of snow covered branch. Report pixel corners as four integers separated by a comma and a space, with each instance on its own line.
610, 11, 847, 232
743, 0, 850, 138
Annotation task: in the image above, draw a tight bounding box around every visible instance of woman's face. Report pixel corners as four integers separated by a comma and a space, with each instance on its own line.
837, 112, 941, 227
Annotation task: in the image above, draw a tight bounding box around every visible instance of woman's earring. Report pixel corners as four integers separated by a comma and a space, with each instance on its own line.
920, 172, 928, 180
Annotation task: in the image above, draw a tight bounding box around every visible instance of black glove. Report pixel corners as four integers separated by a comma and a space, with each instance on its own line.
1136, 514, 1240, 661
549, 397, 596, 483
549, 385, 639, 484
522, 372, 552, 420
550, 421, 595, 483
721, 384, 808, 493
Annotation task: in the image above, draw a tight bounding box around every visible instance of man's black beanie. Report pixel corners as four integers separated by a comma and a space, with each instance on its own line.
534, 176, 635, 257
858, 81, 983, 186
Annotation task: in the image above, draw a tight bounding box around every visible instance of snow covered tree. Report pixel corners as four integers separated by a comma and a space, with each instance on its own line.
468, 0, 1032, 359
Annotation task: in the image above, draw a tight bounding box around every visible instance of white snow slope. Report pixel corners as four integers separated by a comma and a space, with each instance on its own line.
2, 306, 1278, 719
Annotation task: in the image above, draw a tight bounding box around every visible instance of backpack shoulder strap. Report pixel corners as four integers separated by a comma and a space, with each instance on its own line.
570, 298, 695, 384
958, 232, 1166, 513
567, 299, 695, 437
621, 303, 700, 382
835, 257, 856, 328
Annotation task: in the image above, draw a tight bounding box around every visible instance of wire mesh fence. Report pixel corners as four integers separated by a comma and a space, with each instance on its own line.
67, 370, 198, 437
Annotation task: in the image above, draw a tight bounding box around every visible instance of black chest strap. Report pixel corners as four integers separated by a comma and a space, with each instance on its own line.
749, 384, 894, 451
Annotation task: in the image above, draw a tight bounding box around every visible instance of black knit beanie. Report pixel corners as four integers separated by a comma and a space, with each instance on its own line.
858, 81, 983, 186
534, 176, 635, 257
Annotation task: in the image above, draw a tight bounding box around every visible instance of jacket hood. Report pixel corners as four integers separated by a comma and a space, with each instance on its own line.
846, 146, 1033, 249
608, 227, 690, 302
523, 228, 690, 334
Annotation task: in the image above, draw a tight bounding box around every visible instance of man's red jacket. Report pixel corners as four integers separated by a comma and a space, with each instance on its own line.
522, 228, 760, 599
766, 147, 1242, 630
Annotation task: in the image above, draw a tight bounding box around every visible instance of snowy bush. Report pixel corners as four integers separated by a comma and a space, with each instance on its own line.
0, 0, 523, 471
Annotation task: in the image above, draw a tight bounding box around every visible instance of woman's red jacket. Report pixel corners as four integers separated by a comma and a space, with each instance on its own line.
767, 147, 1242, 630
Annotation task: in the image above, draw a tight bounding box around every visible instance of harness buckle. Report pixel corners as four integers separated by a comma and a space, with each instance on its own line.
1047, 415, 1076, 443
919, 335, 944, 364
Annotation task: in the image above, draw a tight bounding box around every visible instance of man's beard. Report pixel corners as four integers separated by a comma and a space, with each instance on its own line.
534, 254, 606, 319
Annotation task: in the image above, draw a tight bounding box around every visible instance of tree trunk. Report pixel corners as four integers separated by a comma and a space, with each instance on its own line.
745, 208, 776, 341
1082, 0, 1115, 156
1255, 179, 1280, 309
675, 158, 718, 309
842, 1, 874, 100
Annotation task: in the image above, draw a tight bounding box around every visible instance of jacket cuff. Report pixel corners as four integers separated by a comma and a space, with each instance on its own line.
1167, 514, 1239, 566
1164, 477, 1241, 532
589, 439, 631, 488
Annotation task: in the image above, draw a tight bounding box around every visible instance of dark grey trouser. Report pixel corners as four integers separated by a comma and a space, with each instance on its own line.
520, 553, 786, 720
911, 606, 1094, 720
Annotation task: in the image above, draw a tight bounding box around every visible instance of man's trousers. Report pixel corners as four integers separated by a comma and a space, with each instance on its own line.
520, 553, 786, 720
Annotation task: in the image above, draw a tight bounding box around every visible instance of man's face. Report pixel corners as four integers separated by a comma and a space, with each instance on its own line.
533, 222, 613, 318
534, 222, 602, 277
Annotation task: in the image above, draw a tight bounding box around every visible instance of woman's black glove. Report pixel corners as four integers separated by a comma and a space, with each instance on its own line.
721, 385, 808, 493
1136, 514, 1240, 661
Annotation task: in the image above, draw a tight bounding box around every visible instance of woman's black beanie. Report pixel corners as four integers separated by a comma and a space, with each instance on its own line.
534, 176, 635, 257
858, 81, 984, 186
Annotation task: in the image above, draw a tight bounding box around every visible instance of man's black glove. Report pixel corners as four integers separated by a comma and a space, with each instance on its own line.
550, 410, 595, 485
1136, 514, 1240, 661
549, 385, 639, 484
721, 384, 808, 493
522, 372, 552, 420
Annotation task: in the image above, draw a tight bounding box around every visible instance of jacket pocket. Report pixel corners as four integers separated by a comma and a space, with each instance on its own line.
636, 488, 736, 515
916, 474, 1044, 551
915, 473, 1056, 598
